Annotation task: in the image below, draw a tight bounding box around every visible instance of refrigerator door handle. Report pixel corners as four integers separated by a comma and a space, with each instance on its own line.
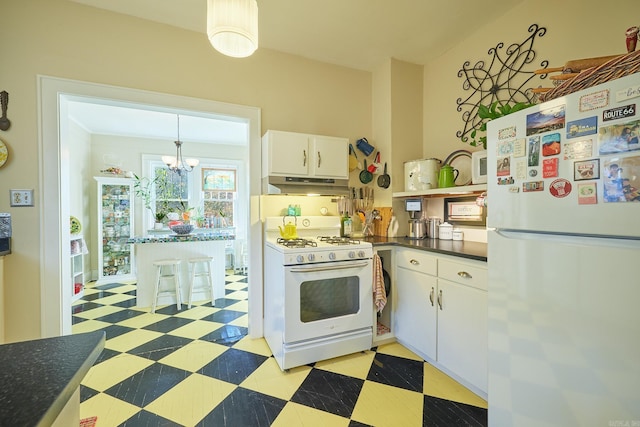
495, 229, 640, 249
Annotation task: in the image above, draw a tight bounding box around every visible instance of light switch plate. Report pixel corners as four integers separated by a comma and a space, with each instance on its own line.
10, 189, 34, 207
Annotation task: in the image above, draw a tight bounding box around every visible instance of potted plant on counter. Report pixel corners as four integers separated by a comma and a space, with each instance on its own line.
133, 173, 169, 229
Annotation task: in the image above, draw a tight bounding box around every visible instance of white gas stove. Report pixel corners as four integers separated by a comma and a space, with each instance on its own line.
264, 216, 373, 265
263, 215, 374, 371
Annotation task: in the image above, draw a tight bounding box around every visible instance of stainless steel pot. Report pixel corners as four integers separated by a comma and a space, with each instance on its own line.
427, 217, 442, 239
408, 219, 427, 239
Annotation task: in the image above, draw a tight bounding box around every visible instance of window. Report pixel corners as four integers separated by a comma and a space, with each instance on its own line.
153, 165, 190, 215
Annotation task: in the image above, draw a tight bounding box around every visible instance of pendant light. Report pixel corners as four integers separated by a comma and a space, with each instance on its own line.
161, 115, 199, 175
207, 0, 258, 58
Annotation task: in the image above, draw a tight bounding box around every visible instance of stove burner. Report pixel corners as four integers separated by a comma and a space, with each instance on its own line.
317, 236, 362, 245
277, 238, 318, 248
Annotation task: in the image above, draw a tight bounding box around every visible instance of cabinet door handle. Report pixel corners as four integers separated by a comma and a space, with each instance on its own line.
303, 149, 307, 166
429, 287, 434, 306
317, 151, 321, 168
437, 289, 443, 310
457, 271, 472, 279
410, 259, 419, 265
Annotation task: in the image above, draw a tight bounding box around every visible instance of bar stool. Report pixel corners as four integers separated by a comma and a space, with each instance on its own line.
187, 256, 215, 309
151, 259, 182, 313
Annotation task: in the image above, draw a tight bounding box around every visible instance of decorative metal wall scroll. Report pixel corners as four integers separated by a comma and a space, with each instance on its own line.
456, 24, 549, 144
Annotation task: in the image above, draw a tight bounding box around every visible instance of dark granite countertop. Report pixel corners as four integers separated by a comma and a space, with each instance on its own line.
364, 236, 487, 262
0, 331, 105, 426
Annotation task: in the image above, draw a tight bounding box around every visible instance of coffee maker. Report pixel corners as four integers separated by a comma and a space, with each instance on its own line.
405, 198, 426, 239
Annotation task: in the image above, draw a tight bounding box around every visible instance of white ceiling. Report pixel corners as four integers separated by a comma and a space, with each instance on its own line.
66, 0, 525, 141
67, 100, 248, 145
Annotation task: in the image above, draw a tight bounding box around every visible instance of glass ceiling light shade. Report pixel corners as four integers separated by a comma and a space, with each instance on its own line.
162, 115, 199, 175
207, 0, 258, 58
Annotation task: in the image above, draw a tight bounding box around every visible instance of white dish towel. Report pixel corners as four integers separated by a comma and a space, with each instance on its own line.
373, 253, 387, 313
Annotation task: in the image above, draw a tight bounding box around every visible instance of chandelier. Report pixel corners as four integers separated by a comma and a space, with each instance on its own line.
161, 115, 199, 175
207, 0, 259, 58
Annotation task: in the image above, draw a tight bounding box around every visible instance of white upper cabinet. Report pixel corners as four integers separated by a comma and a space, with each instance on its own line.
263, 130, 348, 179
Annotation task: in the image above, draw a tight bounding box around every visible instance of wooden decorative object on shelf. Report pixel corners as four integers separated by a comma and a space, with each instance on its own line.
537, 50, 640, 102
373, 207, 393, 237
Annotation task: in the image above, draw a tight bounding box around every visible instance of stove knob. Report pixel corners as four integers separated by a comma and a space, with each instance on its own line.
308, 254, 315, 262
296, 255, 304, 263
358, 250, 366, 258
348, 251, 356, 258
329, 252, 336, 260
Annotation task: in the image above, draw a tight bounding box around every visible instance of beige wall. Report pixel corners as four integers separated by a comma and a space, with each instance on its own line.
1, 0, 372, 341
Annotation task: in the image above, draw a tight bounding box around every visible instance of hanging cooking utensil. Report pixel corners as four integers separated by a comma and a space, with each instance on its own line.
377, 162, 390, 188
0, 91, 11, 131
348, 144, 359, 171
360, 159, 373, 184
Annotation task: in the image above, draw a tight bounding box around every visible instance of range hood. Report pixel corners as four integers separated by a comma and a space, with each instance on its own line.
263, 176, 349, 196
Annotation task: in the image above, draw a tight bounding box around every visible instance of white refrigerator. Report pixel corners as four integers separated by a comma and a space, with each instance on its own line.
486, 72, 640, 426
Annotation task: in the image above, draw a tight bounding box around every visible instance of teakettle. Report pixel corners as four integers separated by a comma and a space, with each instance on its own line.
278, 215, 299, 239
438, 165, 459, 188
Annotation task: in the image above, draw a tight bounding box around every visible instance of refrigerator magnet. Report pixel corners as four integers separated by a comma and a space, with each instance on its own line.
526, 105, 565, 136
566, 116, 597, 139
574, 159, 600, 181
515, 159, 527, 180
603, 156, 640, 202
528, 136, 540, 167
549, 178, 572, 198
598, 119, 640, 155
579, 89, 609, 112
513, 138, 526, 158
523, 181, 544, 192
578, 183, 598, 205
603, 104, 636, 122
563, 138, 593, 160
497, 176, 515, 186
497, 156, 511, 176
542, 133, 561, 156
498, 126, 516, 140
497, 140, 514, 156
542, 158, 559, 178
616, 84, 640, 103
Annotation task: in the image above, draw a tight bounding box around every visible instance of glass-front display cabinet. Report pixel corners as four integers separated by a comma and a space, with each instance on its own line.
95, 177, 135, 284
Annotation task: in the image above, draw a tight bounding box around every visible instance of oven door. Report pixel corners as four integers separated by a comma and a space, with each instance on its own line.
283, 259, 373, 343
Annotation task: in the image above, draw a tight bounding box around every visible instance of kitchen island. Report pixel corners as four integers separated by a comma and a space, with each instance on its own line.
129, 232, 235, 309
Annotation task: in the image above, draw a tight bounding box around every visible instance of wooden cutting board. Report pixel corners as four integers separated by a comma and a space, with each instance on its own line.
373, 207, 393, 237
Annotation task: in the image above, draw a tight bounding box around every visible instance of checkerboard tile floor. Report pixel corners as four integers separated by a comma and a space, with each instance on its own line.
73, 273, 487, 426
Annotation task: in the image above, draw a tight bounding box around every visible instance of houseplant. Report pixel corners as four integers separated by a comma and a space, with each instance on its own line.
133, 173, 170, 229
467, 100, 534, 149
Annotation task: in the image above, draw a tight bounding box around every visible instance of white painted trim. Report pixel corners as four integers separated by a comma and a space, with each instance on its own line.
38, 76, 263, 338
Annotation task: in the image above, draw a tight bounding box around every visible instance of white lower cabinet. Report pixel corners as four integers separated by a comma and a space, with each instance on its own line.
437, 276, 487, 394
394, 248, 487, 396
395, 266, 437, 361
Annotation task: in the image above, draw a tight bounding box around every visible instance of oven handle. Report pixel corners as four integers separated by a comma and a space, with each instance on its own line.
289, 261, 370, 273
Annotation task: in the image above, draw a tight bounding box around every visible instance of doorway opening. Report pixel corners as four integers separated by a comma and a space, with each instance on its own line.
38, 76, 263, 338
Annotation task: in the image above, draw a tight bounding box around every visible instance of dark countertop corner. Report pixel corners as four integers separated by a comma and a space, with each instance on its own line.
365, 236, 487, 262
0, 331, 105, 426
